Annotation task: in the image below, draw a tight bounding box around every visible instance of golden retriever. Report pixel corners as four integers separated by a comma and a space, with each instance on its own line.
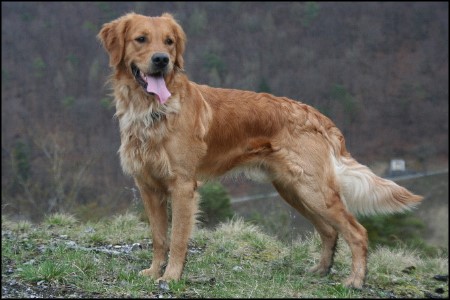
97, 12, 422, 289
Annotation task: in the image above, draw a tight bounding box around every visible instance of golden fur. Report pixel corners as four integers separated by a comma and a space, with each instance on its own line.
98, 13, 422, 289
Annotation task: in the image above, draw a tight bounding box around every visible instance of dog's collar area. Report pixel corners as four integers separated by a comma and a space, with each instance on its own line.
149, 110, 166, 123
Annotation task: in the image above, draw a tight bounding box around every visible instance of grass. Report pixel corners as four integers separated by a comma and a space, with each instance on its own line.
2, 212, 448, 298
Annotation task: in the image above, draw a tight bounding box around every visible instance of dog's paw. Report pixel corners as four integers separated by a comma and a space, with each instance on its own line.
156, 273, 179, 283
308, 264, 331, 276
157, 268, 182, 283
139, 267, 160, 279
343, 276, 364, 289
156, 276, 170, 283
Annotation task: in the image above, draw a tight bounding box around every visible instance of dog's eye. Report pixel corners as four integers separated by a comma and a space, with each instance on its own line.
165, 38, 174, 46
135, 36, 147, 43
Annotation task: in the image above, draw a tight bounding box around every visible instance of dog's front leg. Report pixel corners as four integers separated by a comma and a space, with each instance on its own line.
158, 179, 199, 282
136, 181, 169, 280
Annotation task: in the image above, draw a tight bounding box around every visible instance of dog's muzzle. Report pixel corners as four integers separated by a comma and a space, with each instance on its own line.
131, 56, 172, 104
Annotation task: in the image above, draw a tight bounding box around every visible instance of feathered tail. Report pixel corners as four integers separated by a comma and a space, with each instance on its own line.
332, 154, 423, 216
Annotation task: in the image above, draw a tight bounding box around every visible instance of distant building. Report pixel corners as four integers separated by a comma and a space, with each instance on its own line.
390, 159, 406, 172
387, 158, 415, 178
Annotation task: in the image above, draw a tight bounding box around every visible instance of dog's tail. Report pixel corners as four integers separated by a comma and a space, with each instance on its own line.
332, 154, 423, 216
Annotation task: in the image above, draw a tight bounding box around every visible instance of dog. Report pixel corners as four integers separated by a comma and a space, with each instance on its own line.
97, 12, 422, 289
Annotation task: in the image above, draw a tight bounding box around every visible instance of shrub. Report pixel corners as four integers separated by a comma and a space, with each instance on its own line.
359, 212, 439, 256
198, 181, 234, 227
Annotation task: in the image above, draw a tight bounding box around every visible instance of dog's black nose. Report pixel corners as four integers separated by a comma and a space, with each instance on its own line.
152, 53, 169, 69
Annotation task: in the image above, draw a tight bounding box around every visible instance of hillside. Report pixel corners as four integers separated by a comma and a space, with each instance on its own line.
1, 213, 448, 298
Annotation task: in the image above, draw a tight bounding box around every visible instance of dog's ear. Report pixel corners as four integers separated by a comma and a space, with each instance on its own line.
162, 13, 186, 69
97, 14, 131, 67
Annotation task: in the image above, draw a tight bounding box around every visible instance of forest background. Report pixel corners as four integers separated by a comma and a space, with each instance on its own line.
1, 2, 448, 222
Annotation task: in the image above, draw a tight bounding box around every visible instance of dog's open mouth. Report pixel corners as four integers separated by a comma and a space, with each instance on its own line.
131, 64, 171, 104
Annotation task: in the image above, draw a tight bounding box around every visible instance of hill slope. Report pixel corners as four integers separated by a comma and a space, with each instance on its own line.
2, 213, 448, 298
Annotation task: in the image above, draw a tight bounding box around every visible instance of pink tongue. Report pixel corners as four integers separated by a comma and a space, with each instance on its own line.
146, 75, 171, 104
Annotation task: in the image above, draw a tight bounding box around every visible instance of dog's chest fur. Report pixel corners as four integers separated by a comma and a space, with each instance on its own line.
115, 87, 181, 178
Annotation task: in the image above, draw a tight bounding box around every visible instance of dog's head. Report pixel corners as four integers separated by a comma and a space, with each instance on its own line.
97, 13, 186, 102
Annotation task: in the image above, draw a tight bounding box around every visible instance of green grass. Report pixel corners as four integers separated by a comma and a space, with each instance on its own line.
43, 213, 78, 227
2, 213, 448, 298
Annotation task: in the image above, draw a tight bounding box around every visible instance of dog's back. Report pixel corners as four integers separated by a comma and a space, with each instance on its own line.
197, 83, 422, 219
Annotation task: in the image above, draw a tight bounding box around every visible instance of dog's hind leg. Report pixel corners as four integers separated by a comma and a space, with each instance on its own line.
272, 181, 338, 276
320, 194, 368, 289
304, 186, 368, 289
325, 201, 368, 289
272, 163, 368, 289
